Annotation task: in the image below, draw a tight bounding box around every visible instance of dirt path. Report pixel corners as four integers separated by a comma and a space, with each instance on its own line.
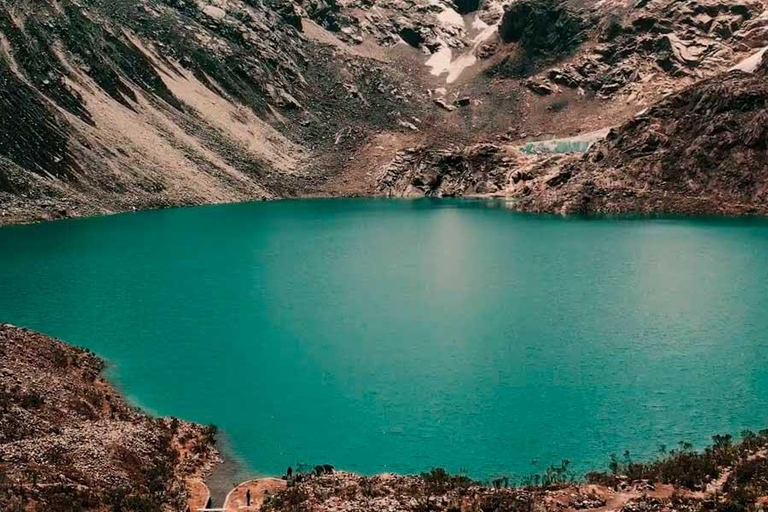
223, 478, 287, 512
187, 478, 211, 511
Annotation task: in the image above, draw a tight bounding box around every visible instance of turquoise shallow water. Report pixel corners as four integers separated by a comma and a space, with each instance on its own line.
2, 199, 768, 480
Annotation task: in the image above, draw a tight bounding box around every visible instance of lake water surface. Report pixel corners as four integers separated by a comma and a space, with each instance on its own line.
2, 199, 768, 479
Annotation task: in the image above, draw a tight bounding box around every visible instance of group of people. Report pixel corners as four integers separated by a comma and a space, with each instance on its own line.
242, 465, 335, 508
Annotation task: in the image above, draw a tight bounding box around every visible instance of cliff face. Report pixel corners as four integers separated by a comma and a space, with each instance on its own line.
0, 324, 220, 512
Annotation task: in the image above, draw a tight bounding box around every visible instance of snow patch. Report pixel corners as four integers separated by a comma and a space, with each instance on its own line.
426, 13, 500, 84
730, 46, 767, 73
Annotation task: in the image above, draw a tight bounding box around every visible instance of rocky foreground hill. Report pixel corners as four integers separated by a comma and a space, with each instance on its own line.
260, 430, 768, 512
0, 0, 767, 224
0, 324, 220, 511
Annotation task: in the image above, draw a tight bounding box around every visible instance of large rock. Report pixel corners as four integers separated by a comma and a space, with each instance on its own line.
498, 0, 586, 57
453, 0, 483, 14
376, 144, 516, 197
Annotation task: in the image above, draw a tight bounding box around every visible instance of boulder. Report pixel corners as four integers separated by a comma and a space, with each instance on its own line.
399, 26, 425, 48
202, 5, 226, 20
453, 0, 482, 15
525, 78, 556, 95
434, 98, 457, 111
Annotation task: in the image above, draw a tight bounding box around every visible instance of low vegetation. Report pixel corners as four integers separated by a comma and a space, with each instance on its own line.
263, 430, 768, 512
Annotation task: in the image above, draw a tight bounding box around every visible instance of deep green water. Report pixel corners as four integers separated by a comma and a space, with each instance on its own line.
2, 199, 768, 480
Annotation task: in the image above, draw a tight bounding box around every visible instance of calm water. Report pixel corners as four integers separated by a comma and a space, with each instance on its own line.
2, 199, 768, 480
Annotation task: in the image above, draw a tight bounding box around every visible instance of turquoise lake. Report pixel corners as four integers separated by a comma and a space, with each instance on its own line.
2, 199, 768, 480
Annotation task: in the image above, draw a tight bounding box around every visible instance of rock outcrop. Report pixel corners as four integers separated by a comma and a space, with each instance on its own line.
498, 0, 587, 58
505, 0, 766, 100
0, 324, 221, 511
377, 144, 517, 197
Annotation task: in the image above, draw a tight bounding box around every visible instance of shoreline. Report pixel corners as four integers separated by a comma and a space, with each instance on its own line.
4, 321, 768, 512
5, 195, 768, 231
0, 323, 222, 511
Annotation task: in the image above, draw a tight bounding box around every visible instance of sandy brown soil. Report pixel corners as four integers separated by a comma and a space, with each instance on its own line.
188, 477, 212, 511
224, 478, 287, 512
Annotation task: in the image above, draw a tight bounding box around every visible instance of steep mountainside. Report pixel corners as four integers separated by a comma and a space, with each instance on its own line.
0, 0, 427, 223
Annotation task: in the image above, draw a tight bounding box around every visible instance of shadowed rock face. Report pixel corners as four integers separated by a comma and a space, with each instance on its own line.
498, 0, 586, 56
759, 49, 768, 74
453, 0, 483, 14
0, 59, 82, 187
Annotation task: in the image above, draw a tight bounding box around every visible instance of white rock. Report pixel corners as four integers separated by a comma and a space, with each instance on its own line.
202, 5, 226, 20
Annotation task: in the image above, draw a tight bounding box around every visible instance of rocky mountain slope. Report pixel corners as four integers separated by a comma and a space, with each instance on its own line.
0, 324, 220, 511
377, 50, 767, 214
0, 0, 765, 224
505, 55, 768, 215
0, 0, 428, 224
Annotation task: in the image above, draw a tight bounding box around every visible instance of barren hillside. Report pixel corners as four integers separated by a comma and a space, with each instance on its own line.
0, 0, 766, 224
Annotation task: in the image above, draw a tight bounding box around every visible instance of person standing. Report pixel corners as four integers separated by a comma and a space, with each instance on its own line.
246, 489, 251, 507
